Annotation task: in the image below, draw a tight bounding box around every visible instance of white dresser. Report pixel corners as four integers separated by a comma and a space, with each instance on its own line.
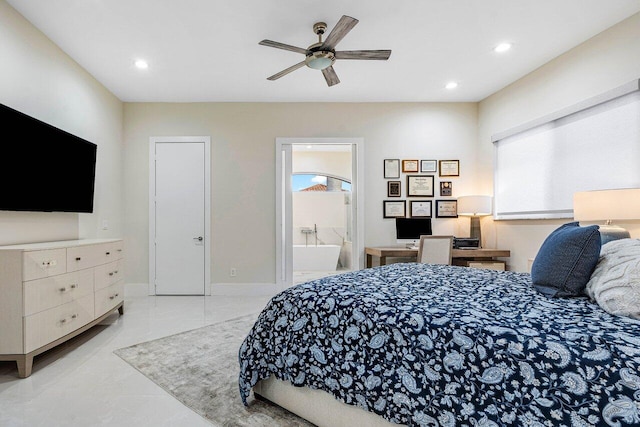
0, 238, 124, 377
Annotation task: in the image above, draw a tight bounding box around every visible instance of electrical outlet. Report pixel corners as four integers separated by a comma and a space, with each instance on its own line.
102, 220, 109, 230
230, 268, 237, 277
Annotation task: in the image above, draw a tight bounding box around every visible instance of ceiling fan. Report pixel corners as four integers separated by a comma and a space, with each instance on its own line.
259, 15, 391, 87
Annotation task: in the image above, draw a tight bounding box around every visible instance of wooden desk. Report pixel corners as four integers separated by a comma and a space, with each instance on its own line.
365, 246, 510, 268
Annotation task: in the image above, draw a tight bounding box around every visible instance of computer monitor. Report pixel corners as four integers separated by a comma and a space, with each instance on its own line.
395, 218, 432, 247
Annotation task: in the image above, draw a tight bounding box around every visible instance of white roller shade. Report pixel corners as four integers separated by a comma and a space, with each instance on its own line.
492, 80, 640, 220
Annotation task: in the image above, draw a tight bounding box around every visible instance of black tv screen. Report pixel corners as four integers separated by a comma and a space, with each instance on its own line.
0, 103, 97, 213
395, 218, 432, 239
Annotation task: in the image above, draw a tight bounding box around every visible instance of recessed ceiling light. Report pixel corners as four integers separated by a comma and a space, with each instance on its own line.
494, 43, 512, 53
306, 145, 312, 149
445, 81, 458, 90
134, 59, 149, 70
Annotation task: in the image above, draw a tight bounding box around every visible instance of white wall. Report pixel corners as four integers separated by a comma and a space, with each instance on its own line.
0, 1, 124, 246
123, 102, 478, 284
478, 12, 640, 272
293, 151, 351, 181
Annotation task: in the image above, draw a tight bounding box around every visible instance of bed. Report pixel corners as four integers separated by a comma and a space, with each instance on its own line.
238, 263, 640, 426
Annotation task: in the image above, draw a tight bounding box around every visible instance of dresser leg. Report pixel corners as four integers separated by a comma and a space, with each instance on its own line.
16, 354, 34, 378
118, 304, 124, 315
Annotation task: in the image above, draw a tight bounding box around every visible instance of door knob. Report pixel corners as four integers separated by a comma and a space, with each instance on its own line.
194, 236, 203, 241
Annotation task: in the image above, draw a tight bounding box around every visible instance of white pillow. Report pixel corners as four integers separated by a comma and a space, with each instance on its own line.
585, 238, 640, 319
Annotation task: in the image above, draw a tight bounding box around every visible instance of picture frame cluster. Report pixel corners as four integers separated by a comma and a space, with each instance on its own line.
383, 158, 459, 219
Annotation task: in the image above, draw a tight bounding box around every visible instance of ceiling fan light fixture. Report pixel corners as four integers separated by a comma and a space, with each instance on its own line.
305, 51, 335, 70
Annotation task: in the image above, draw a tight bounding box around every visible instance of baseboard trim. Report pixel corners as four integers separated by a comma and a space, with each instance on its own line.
126, 282, 282, 297
211, 282, 281, 296
124, 282, 150, 297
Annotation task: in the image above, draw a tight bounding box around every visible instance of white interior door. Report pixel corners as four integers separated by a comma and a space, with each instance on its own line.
152, 140, 208, 295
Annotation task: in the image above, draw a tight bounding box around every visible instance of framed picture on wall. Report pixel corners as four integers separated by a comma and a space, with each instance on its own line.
387, 181, 401, 197
410, 200, 432, 217
440, 181, 452, 196
383, 200, 406, 218
402, 159, 419, 173
436, 199, 458, 218
384, 159, 400, 178
420, 160, 437, 173
407, 175, 434, 197
439, 160, 460, 177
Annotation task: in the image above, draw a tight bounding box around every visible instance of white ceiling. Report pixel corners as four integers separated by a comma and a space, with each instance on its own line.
8, 0, 640, 103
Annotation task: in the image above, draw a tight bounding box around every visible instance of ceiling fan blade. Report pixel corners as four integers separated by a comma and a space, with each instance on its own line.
259, 40, 307, 55
335, 50, 392, 60
266, 61, 306, 81
322, 66, 340, 87
320, 15, 358, 50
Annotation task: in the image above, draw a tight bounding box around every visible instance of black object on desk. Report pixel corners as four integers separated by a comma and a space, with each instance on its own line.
453, 237, 479, 249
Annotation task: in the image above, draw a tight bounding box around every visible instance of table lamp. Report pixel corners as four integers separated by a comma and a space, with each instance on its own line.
457, 195, 492, 247
573, 188, 640, 244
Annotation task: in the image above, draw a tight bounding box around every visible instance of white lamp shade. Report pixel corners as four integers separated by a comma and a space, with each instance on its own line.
573, 188, 640, 221
457, 195, 492, 216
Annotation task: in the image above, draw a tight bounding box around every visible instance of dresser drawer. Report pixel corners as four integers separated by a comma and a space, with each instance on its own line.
67, 244, 105, 272
24, 269, 94, 316
95, 281, 124, 317
22, 249, 67, 281
24, 294, 95, 353
94, 260, 123, 291
104, 241, 124, 261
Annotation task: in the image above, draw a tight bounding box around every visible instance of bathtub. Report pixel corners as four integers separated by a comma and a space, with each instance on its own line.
293, 244, 341, 271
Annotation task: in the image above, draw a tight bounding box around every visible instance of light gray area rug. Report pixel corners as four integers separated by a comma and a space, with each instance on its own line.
114, 314, 313, 426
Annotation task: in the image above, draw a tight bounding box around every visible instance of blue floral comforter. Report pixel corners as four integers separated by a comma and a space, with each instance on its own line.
238, 263, 640, 426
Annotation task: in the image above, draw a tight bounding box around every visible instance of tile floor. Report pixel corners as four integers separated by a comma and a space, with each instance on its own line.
0, 294, 273, 427
0, 270, 343, 427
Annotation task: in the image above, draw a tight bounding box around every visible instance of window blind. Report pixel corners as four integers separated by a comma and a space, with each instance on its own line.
492, 79, 640, 220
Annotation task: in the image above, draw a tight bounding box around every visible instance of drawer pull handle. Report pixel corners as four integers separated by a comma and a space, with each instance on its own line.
76, 257, 81, 261
59, 284, 77, 293
109, 272, 114, 276
114, 270, 118, 274
118, 249, 122, 252
106, 252, 111, 255
61, 314, 78, 324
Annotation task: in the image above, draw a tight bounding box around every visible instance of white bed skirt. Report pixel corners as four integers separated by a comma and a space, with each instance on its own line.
254, 377, 403, 427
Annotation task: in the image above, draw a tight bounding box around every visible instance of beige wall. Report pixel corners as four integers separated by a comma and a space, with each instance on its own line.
124, 103, 478, 284
0, 1, 124, 246
478, 12, 640, 272
6, 0, 638, 284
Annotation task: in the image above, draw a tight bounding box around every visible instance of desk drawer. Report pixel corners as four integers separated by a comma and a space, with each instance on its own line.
466, 261, 506, 271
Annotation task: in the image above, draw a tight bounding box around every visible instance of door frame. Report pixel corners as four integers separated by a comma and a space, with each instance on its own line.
149, 136, 211, 296
275, 137, 365, 289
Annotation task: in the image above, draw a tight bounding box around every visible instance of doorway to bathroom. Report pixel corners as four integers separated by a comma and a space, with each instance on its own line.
275, 138, 364, 290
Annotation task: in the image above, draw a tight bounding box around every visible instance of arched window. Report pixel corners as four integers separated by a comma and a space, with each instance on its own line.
292, 174, 351, 192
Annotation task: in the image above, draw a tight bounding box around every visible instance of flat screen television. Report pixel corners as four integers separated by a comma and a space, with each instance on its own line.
0, 103, 97, 213
395, 218, 432, 245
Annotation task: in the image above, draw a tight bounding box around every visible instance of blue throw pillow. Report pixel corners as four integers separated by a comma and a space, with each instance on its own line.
531, 222, 601, 298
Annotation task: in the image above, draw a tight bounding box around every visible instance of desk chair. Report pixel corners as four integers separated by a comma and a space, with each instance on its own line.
416, 235, 454, 265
